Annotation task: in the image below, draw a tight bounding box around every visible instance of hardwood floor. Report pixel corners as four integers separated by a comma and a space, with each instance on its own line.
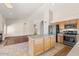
40, 43, 72, 56
0, 42, 72, 56
54, 45, 72, 56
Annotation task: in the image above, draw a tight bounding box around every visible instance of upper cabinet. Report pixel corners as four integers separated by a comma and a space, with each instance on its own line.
77, 20, 79, 29
56, 19, 78, 30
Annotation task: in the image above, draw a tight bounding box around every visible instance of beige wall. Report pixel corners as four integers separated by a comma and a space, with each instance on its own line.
4, 3, 79, 36
7, 3, 79, 36
52, 3, 79, 23
6, 4, 51, 36
6, 19, 34, 36
0, 14, 4, 33
0, 14, 6, 40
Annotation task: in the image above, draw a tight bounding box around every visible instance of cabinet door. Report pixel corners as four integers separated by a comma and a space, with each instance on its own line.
58, 36, 60, 43
77, 20, 79, 29
58, 34, 63, 44
59, 22, 64, 30
76, 35, 79, 41
44, 37, 51, 51
34, 38, 44, 55
60, 36, 63, 43
50, 36, 56, 48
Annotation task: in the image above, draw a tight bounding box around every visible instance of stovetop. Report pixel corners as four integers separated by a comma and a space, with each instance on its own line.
64, 31, 77, 35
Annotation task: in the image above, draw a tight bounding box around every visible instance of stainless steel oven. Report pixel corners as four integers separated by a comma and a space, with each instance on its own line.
64, 31, 77, 47
0, 34, 2, 42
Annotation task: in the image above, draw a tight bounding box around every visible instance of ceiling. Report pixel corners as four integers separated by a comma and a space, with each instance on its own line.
1, 3, 79, 24
0, 3, 44, 20
52, 3, 79, 22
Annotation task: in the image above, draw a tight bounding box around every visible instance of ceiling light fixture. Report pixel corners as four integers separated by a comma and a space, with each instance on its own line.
4, 3, 13, 8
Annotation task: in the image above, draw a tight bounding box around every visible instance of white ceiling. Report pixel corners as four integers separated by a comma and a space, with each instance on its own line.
0, 3, 44, 20
53, 3, 79, 22
1, 3, 79, 24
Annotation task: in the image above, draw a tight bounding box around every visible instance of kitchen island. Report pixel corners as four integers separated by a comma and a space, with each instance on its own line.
28, 35, 56, 56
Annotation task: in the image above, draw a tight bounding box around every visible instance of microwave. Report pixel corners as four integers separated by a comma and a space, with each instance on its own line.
65, 23, 77, 29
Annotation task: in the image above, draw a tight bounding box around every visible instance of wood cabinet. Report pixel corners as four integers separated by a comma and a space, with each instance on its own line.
59, 22, 64, 30
77, 20, 79, 29
44, 37, 51, 51
29, 35, 56, 56
44, 36, 56, 51
58, 34, 63, 44
29, 37, 44, 55
50, 36, 56, 48
57, 19, 78, 30
76, 35, 79, 42
33, 38, 44, 55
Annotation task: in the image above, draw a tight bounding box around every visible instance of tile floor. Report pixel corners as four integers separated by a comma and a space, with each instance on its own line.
0, 42, 71, 56
0, 42, 29, 56
40, 43, 66, 56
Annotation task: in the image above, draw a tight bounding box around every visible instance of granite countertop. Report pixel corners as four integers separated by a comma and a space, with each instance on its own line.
58, 33, 76, 36
28, 35, 56, 39
67, 41, 79, 56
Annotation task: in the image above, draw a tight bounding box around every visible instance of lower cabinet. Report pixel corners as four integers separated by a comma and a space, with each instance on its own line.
29, 36, 56, 56
58, 34, 63, 44
34, 38, 44, 55
76, 35, 79, 42
50, 36, 56, 48
44, 37, 51, 51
